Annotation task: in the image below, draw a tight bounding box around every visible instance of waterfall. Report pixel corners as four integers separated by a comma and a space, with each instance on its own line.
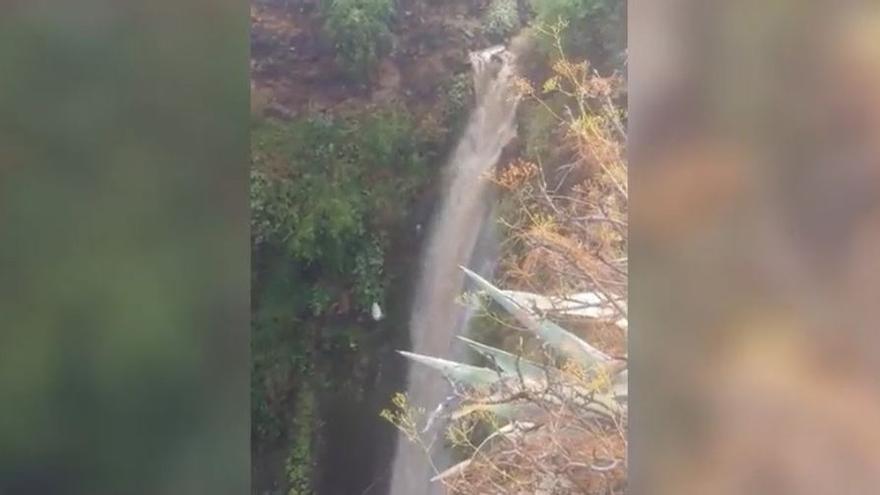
388, 45, 520, 495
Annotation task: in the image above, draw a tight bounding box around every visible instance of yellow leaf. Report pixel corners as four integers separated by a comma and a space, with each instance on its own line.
542, 75, 559, 93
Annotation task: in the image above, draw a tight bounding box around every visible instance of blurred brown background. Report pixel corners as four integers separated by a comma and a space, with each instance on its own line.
631, 0, 880, 493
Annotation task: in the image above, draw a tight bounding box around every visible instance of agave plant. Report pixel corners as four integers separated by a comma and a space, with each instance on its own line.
398, 266, 627, 476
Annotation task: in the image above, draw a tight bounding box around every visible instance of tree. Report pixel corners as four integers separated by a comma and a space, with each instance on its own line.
322, 0, 394, 78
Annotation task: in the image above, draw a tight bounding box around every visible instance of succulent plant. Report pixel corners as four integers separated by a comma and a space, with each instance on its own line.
398, 266, 627, 428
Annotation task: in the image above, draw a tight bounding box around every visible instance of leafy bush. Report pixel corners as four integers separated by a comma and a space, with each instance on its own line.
352, 235, 386, 310
322, 0, 394, 78
531, 0, 598, 22
529, 0, 624, 65
483, 0, 520, 42
357, 109, 426, 177
308, 285, 334, 316
251, 109, 425, 312
519, 98, 558, 161
445, 72, 474, 120
251, 109, 427, 454
415, 72, 475, 153
250, 118, 366, 266
285, 383, 315, 495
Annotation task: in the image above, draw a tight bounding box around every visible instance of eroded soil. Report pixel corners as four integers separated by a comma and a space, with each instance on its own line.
250, 0, 491, 120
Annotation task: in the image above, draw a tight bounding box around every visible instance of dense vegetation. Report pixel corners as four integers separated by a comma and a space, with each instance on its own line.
321, 0, 394, 78
250, 107, 433, 493
315, 0, 624, 77
529, 0, 625, 64
483, 0, 521, 42
250, 108, 427, 437
250, 112, 427, 300
250, 0, 626, 493
251, 110, 425, 315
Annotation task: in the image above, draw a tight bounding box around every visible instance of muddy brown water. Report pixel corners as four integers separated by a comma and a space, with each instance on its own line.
388, 45, 521, 495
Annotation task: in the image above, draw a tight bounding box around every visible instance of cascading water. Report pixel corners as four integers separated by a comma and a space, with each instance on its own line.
388, 45, 520, 495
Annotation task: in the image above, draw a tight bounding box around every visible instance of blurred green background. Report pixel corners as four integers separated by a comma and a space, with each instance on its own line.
0, 1, 249, 493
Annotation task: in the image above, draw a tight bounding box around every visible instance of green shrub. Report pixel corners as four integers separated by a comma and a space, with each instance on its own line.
308, 285, 334, 316
352, 234, 386, 310
357, 109, 426, 176
445, 72, 474, 120
250, 110, 425, 312
251, 109, 428, 464
251, 259, 313, 443
251, 118, 359, 265
483, 0, 520, 42
322, 0, 394, 78
285, 383, 315, 495
529, 0, 624, 65
531, 0, 596, 23
520, 99, 557, 161
446, 73, 475, 142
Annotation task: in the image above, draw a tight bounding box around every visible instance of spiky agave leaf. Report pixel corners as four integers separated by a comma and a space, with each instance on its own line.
461, 266, 612, 366
457, 336, 549, 380
430, 459, 472, 483
397, 350, 500, 387
397, 268, 627, 436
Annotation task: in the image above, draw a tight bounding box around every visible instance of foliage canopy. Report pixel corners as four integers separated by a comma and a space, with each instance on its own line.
529, 0, 625, 65
251, 110, 425, 286
322, 0, 395, 78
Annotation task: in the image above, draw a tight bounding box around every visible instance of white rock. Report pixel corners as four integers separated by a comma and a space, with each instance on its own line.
371, 302, 384, 321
